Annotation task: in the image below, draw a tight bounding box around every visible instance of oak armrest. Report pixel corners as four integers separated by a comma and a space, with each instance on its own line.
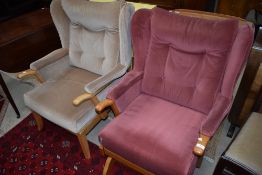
95, 99, 120, 116
193, 133, 210, 157
17, 69, 44, 83
73, 93, 94, 106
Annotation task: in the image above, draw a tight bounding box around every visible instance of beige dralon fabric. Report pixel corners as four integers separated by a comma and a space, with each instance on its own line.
62, 0, 125, 75
50, 0, 70, 48
30, 48, 68, 70
38, 55, 71, 81
62, 0, 124, 31
225, 112, 262, 174
68, 24, 119, 75
119, 4, 135, 67
24, 68, 100, 133
85, 64, 126, 94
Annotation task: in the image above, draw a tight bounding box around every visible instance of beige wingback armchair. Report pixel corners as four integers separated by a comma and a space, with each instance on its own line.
17, 0, 134, 159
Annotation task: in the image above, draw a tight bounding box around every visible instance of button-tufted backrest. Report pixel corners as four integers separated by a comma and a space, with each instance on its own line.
51, 0, 126, 75
63, 0, 124, 75
132, 8, 253, 114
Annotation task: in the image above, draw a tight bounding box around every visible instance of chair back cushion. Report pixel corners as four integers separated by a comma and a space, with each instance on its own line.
140, 8, 239, 114
62, 0, 124, 75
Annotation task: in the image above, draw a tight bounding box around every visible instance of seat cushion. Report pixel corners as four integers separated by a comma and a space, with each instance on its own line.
24, 66, 100, 133
99, 94, 206, 175
225, 112, 262, 174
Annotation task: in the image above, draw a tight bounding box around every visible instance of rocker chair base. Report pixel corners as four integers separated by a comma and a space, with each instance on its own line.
101, 146, 204, 175
102, 147, 154, 175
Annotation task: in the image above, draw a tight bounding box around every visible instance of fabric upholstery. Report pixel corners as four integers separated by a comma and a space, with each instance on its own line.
119, 4, 135, 67
62, 0, 124, 75
24, 68, 100, 133
201, 94, 231, 136
62, 0, 124, 32
131, 9, 152, 72
225, 112, 262, 174
107, 70, 143, 112
30, 48, 68, 70
100, 94, 204, 175
38, 55, 71, 81
50, 0, 70, 48
68, 24, 118, 75
84, 64, 126, 94
142, 8, 238, 114
49, 0, 134, 78
221, 24, 254, 98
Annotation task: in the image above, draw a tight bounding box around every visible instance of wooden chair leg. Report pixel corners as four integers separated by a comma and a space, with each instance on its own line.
103, 157, 115, 175
213, 156, 226, 175
99, 145, 106, 157
76, 132, 91, 159
196, 156, 203, 168
32, 112, 44, 131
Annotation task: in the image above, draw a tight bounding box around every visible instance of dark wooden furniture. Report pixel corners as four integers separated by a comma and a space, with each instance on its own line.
0, 0, 51, 21
216, 0, 260, 18
0, 8, 61, 117
128, 0, 216, 11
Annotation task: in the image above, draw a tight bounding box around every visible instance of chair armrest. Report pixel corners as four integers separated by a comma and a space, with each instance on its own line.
30, 48, 68, 70
193, 94, 231, 156
73, 65, 127, 107
17, 69, 44, 83
107, 70, 143, 99
201, 94, 231, 137
193, 133, 210, 156
73, 93, 94, 106
84, 64, 127, 94
95, 99, 120, 116
106, 70, 143, 112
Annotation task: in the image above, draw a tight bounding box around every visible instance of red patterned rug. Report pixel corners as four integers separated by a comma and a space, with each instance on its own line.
0, 114, 139, 175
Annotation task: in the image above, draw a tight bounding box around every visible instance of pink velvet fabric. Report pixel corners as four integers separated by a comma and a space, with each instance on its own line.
221, 25, 254, 98
142, 8, 238, 114
100, 94, 204, 175
107, 71, 143, 112
102, 8, 254, 175
131, 9, 152, 72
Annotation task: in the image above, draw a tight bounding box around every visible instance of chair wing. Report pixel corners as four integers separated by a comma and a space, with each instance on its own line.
97, 8, 254, 175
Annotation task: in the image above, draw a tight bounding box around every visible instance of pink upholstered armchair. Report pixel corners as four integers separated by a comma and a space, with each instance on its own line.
96, 8, 254, 175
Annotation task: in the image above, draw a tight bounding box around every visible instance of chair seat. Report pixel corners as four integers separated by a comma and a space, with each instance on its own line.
24, 66, 100, 133
225, 112, 262, 174
99, 94, 206, 175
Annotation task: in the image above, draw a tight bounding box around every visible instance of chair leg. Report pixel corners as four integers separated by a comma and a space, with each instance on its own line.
76, 132, 91, 159
196, 156, 203, 168
213, 156, 226, 175
99, 145, 106, 157
32, 112, 44, 131
103, 157, 115, 175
